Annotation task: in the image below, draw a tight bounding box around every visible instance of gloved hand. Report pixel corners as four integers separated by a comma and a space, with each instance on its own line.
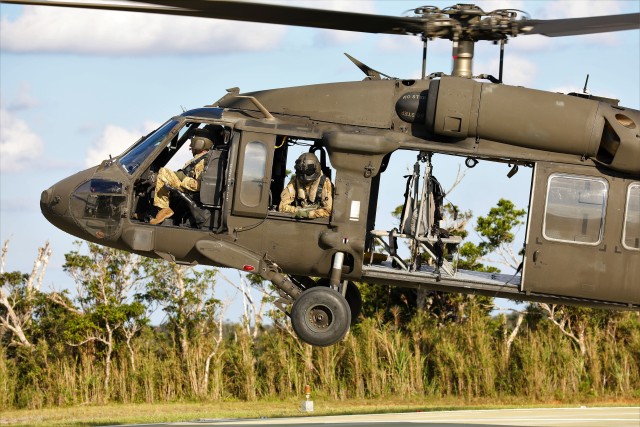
294, 208, 310, 219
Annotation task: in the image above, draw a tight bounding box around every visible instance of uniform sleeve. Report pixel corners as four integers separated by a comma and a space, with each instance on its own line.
308, 177, 333, 219
180, 157, 206, 192
278, 179, 298, 213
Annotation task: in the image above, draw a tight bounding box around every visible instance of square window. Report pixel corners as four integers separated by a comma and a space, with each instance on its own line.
543, 174, 607, 245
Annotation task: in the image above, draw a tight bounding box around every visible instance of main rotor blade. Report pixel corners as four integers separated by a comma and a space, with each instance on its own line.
0, 0, 205, 18
3, 0, 638, 39
139, 0, 425, 34
520, 13, 640, 37
0, 0, 426, 35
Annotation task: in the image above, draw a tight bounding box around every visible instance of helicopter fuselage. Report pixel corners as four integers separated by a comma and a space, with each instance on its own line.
40, 75, 640, 322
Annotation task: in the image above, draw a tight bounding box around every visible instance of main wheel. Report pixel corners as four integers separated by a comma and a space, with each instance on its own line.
316, 279, 362, 325
291, 287, 351, 347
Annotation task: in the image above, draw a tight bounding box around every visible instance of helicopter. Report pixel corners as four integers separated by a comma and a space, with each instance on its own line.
2, 0, 639, 347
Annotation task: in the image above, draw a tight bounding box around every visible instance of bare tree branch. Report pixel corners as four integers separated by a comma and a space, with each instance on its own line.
445, 163, 468, 195
47, 292, 82, 315
537, 303, 587, 355
0, 240, 52, 348
1, 239, 8, 275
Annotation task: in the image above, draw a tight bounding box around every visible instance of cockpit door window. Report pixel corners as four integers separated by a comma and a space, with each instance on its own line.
231, 132, 274, 218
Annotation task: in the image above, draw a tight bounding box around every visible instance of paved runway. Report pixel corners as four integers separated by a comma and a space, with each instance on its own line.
108, 406, 640, 427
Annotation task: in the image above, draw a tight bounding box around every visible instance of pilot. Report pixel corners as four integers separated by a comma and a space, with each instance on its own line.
279, 152, 332, 219
149, 133, 213, 225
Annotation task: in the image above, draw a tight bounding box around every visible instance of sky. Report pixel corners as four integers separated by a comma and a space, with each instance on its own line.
1, 0, 639, 319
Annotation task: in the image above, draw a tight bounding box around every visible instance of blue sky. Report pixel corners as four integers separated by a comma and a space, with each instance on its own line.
1, 0, 639, 318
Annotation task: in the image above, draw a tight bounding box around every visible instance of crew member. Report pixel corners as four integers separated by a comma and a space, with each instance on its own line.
150, 134, 213, 225
279, 152, 332, 219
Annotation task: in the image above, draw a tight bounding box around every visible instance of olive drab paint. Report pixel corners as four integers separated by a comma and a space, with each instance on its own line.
27, 0, 640, 346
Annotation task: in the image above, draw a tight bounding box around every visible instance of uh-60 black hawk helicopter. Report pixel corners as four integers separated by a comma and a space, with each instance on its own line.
6, 0, 639, 346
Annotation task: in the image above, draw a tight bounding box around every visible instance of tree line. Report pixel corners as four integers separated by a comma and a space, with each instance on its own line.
1, 200, 639, 409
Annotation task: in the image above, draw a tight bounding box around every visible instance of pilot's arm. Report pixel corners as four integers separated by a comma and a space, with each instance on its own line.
179, 152, 208, 192
278, 177, 298, 213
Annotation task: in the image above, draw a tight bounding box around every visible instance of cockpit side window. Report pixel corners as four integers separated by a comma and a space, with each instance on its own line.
269, 137, 332, 212
119, 120, 178, 174
129, 120, 232, 229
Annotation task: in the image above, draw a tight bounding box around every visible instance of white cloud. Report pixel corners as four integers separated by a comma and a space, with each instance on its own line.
536, 0, 623, 19
507, 34, 553, 53
0, 108, 44, 173
314, 28, 363, 46
85, 121, 159, 166
0, 0, 385, 54
307, 0, 375, 45
5, 82, 39, 111
475, 1, 526, 13
548, 85, 585, 95
1, 6, 286, 55
377, 34, 435, 53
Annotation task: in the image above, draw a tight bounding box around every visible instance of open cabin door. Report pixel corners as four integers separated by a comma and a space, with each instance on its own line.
523, 162, 640, 305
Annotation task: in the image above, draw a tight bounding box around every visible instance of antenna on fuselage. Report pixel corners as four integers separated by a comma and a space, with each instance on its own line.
583, 74, 590, 94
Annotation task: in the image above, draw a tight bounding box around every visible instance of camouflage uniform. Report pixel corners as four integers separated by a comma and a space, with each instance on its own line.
279, 174, 333, 219
153, 151, 208, 210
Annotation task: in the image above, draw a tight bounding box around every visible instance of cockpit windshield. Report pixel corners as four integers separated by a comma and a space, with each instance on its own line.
119, 120, 179, 174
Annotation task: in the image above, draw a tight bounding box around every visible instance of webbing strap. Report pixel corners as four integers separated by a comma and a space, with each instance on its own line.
315, 175, 327, 203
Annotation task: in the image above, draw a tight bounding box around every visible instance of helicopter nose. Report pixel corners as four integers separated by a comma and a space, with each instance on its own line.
40, 167, 97, 237
40, 182, 73, 233
40, 186, 59, 214
40, 183, 65, 216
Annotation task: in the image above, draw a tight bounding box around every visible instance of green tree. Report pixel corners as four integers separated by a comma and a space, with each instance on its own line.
63, 242, 147, 400
456, 198, 526, 272
141, 259, 224, 397
0, 240, 52, 349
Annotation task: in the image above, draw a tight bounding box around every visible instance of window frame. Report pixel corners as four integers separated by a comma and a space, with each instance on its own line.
622, 182, 640, 251
230, 131, 274, 219
239, 140, 268, 208
542, 173, 609, 246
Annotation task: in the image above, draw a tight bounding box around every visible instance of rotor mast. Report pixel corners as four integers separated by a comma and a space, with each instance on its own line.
447, 5, 483, 78
414, 4, 522, 79
452, 40, 475, 78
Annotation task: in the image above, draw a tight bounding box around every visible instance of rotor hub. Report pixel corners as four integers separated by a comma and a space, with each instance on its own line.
411, 4, 530, 42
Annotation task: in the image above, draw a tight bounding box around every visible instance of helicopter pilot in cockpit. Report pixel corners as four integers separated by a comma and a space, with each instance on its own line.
149, 133, 213, 225
279, 152, 333, 219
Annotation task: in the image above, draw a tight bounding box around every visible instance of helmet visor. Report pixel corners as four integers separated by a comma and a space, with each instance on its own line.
296, 163, 317, 178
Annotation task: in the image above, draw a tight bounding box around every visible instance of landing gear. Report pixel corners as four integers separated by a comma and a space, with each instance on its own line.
264, 265, 356, 346
316, 279, 362, 325
292, 275, 363, 324
290, 287, 351, 347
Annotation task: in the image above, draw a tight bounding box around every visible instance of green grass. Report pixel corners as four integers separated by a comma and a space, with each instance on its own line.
2, 397, 638, 426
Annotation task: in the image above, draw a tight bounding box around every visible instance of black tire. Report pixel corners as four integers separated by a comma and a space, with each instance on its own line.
316, 279, 362, 325
291, 287, 351, 347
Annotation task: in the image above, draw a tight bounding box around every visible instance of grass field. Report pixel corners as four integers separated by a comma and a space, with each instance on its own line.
2, 397, 638, 426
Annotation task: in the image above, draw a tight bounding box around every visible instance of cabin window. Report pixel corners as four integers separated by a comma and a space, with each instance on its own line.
240, 141, 267, 207
623, 183, 640, 250
543, 174, 608, 245
269, 138, 331, 214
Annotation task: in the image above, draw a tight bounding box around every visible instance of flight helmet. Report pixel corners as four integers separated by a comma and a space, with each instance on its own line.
295, 152, 321, 184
